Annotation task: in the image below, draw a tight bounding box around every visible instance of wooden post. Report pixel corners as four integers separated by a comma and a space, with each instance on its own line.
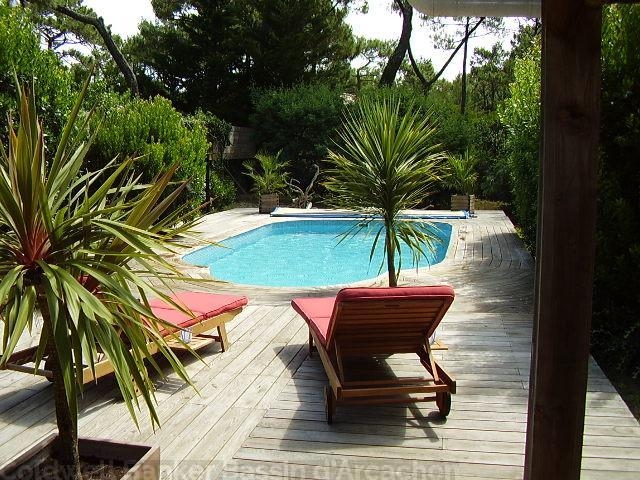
524, 1, 602, 479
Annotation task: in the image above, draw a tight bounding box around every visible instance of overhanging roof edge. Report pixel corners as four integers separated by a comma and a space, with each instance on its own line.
408, 0, 541, 18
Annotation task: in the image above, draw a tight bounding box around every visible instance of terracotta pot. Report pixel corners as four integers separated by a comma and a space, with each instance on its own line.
451, 194, 475, 214
0, 434, 159, 480
259, 193, 279, 214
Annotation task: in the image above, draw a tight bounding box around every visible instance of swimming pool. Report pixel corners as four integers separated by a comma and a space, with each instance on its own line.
183, 220, 452, 287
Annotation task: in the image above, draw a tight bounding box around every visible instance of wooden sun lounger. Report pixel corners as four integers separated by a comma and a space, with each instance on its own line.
291, 286, 456, 423
3, 291, 247, 384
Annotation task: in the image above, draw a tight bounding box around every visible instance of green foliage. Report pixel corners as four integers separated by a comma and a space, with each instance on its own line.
498, 41, 541, 249
466, 111, 511, 201
197, 111, 232, 154
192, 111, 236, 210
128, 0, 355, 122
357, 84, 467, 153
251, 83, 344, 183
324, 95, 447, 287
87, 94, 210, 211
399, 58, 435, 91
350, 37, 396, 89
209, 172, 237, 210
426, 86, 472, 153
446, 150, 478, 195
244, 151, 290, 196
250, 0, 355, 87
0, 4, 74, 142
469, 44, 511, 113
592, 5, 640, 379
0, 77, 194, 477
25, 0, 104, 57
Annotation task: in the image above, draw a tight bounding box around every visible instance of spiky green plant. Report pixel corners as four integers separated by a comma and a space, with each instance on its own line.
244, 150, 289, 196
0, 76, 197, 479
324, 96, 447, 287
446, 150, 478, 195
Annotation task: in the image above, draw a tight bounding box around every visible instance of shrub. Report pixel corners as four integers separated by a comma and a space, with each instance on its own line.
467, 111, 511, 202
190, 110, 237, 210
592, 5, 640, 379
498, 41, 541, 249
87, 94, 210, 211
0, 5, 74, 142
251, 83, 344, 184
209, 172, 236, 210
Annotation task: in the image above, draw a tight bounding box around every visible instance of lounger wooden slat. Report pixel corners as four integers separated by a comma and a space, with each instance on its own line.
292, 285, 456, 423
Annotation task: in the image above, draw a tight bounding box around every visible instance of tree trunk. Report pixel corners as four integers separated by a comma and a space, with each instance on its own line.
54, 5, 139, 97
460, 17, 470, 114
423, 17, 485, 93
407, 43, 429, 90
385, 223, 397, 287
38, 291, 82, 480
379, 0, 412, 87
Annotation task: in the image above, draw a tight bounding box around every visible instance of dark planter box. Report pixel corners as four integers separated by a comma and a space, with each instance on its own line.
0, 434, 159, 480
259, 193, 279, 214
451, 194, 475, 214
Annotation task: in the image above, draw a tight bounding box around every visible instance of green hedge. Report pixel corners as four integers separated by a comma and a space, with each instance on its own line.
498, 43, 541, 250
251, 83, 344, 184
87, 94, 210, 210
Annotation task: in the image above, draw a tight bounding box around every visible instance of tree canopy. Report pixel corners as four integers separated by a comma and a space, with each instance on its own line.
126, 0, 356, 123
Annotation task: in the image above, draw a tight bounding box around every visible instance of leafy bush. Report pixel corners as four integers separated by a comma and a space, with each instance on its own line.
251, 83, 344, 184
196, 110, 232, 157
592, 5, 640, 379
192, 110, 237, 211
209, 172, 236, 210
498, 41, 541, 249
87, 94, 210, 210
467, 111, 511, 201
0, 5, 74, 142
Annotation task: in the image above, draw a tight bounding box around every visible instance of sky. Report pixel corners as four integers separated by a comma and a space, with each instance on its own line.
84, 0, 525, 80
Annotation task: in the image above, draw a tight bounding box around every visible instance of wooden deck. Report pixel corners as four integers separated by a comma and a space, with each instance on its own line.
1, 209, 638, 479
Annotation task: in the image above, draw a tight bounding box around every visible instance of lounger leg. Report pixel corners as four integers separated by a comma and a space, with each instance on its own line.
308, 329, 316, 357
436, 391, 452, 417
324, 386, 335, 424
217, 324, 229, 352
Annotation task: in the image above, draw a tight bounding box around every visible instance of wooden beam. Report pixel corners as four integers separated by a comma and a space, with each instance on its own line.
524, 1, 602, 479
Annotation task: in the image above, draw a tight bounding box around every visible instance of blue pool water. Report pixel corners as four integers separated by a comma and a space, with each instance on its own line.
183, 220, 452, 287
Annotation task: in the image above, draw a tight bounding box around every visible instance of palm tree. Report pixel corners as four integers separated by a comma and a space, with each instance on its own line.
0, 76, 196, 479
446, 149, 478, 195
324, 95, 446, 287
244, 150, 289, 196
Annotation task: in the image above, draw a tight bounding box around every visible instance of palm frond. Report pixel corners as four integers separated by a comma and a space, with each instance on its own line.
324, 95, 448, 286
0, 76, 203, 442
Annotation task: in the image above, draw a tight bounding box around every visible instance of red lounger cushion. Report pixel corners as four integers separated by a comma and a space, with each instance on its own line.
292, 285, 455, 347
149, 292, 247, 331
291, 297, 335, 346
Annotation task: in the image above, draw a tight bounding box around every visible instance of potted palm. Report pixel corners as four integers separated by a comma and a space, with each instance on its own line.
244, 151, 289, 213
446, 150, 478, 214
324, 96, 447, 287
0, 78, 195, 479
